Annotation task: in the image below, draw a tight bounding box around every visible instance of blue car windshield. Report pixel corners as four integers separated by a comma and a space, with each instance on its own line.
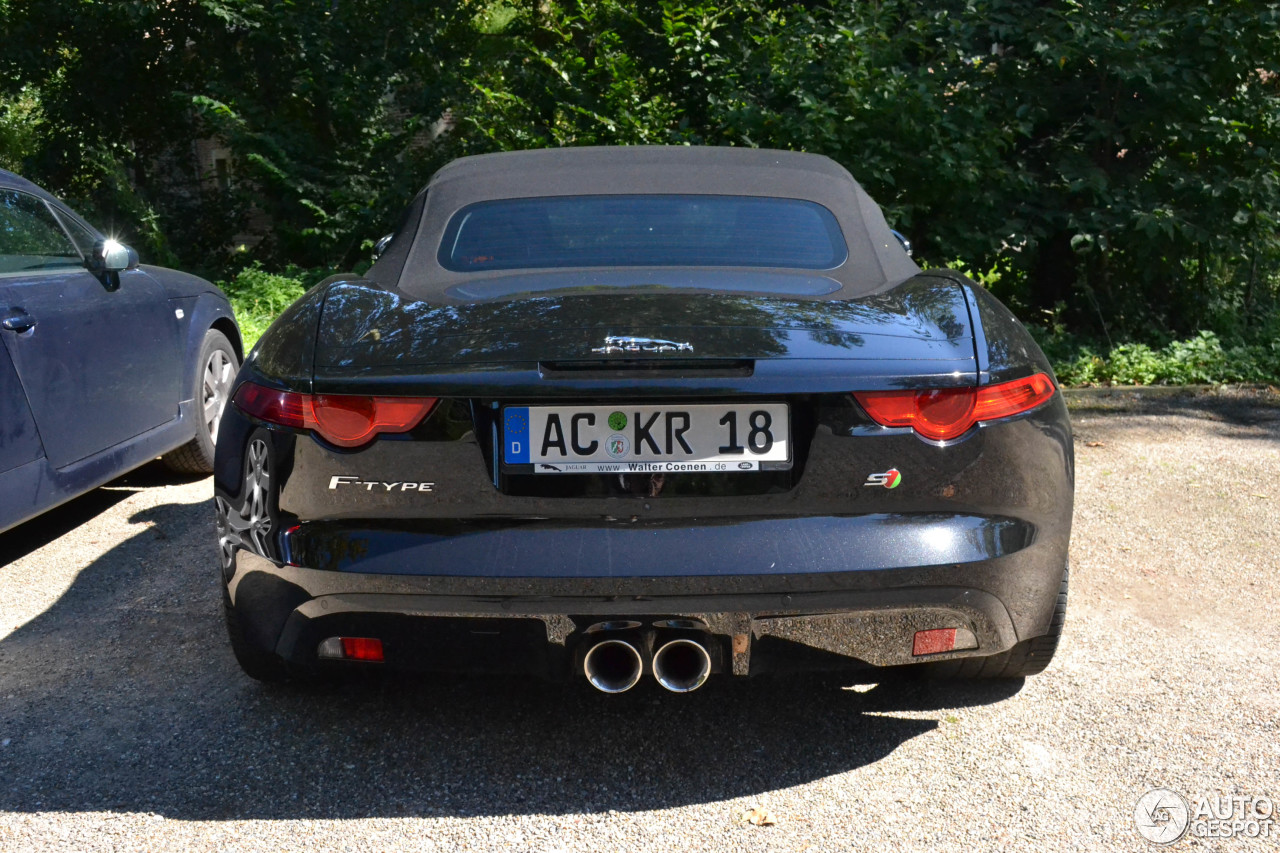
438, 194, 848, 272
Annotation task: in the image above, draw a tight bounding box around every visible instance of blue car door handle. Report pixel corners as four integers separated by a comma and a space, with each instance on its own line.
2, 307, 36, 333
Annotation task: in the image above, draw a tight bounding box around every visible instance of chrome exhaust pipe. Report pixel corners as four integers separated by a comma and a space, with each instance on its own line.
583, 638, 644, 694
652, 637, 712, 693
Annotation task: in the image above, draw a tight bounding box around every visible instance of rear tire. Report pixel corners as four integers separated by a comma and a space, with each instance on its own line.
924, 560, 1068, 679
163, 328, 238, 475
222, 586, 289, 683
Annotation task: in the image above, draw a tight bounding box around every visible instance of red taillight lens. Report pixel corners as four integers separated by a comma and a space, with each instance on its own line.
854, 373, 1055, 441
308, 394, 377, 444
973, 372, 1056, 421
913, 387, 977, 441
232, 383, 308, 429
308, 394, 437, 448
850, 387, 976, 441
234, 383, 437, 448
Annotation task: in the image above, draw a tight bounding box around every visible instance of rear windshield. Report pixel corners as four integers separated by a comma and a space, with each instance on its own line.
438, 194, 847, 272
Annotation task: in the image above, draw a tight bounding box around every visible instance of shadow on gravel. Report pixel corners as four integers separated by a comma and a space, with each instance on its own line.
0, 461, 203, 566
0, 488, 137, 566
106, 459, 208, 490
1068, 389, 1280, 440
0, 494, 1021, 821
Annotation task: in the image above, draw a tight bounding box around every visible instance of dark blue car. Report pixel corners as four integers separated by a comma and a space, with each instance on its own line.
0, 170, 241, 533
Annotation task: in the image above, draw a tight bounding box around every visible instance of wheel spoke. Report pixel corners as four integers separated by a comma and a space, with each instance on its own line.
215, 497, 246, 570
202, 350, 234, 446
229, 439, 274, 557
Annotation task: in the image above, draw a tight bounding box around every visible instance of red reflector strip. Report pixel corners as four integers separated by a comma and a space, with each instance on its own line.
233, 382, 437, 449
340, 637, 385, 662
912, 628, 957, 656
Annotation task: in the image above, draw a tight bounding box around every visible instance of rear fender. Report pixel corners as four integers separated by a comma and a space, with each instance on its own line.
180, 292, 240, 403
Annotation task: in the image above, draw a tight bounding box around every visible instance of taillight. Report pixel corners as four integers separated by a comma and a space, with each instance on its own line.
854, 373, 1055, 441
232, 382, 308, 429
317, 636, 385, 662
233, 383, 437, 448
307, 394, 438, 448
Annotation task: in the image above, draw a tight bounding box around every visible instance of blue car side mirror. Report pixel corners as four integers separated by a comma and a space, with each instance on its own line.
87, 239, 136, 291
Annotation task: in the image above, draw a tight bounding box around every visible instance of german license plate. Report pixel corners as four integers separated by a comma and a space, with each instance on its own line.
502, 403, 790, 473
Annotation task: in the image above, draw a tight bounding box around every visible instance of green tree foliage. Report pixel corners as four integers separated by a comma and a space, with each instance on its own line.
0, 87, 41, 172
2, 0, 1278, 362
0, 0, 473, 271
0, 0, 241, 264
464, 0, 1280, 342
192, 0, 476, 268
931, 0, 1280, 339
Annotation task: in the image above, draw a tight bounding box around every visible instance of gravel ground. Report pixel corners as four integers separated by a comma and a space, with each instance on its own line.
1, 389, 1277, 852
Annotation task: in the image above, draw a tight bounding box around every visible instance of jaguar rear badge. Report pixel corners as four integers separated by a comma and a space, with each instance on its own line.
591, 336, 693, 355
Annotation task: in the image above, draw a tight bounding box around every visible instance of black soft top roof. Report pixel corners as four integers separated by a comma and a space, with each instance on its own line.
370, 146, 919, 302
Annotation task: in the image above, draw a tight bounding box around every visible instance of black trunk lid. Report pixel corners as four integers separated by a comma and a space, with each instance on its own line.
312, 273, 977, 393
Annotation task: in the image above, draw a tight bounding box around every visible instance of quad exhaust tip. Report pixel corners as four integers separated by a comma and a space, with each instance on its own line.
652, 638, 712, 693
583, 638, 644, 694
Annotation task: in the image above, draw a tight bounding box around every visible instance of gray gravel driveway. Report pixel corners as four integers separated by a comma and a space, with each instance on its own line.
1, 390, 1277, 851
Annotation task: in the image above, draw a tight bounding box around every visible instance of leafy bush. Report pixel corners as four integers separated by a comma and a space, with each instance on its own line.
218, 264, 309, 349
1042, 330, 1280, 386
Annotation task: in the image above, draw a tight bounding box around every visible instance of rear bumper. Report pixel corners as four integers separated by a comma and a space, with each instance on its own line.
226, 511, 1068, 677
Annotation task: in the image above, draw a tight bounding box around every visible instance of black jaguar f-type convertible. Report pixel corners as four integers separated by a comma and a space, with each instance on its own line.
214, 147, 1073, 691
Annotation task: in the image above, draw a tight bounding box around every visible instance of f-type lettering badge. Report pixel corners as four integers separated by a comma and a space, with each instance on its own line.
329, 475, 435, 493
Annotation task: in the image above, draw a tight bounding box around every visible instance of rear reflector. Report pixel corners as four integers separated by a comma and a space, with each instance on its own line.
234, 383, 437, 449
342, 637, 385, 662
854, 373, 1056, 441
912, 628, 957, 656
912, 627, 980, 656
317, 636, 385, 662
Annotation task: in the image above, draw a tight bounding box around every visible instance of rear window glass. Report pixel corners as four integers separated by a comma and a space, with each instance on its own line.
438, 195, 847, 272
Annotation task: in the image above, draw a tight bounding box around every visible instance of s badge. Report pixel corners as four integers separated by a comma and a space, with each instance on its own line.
864, 468, 902, 489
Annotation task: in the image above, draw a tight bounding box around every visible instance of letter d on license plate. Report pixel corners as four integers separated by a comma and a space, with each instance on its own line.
502, 403, 790, 473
